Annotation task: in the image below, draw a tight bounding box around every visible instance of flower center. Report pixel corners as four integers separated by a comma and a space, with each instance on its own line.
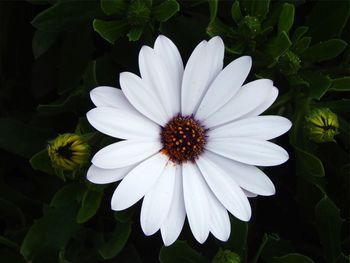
56, 142, 74, 159
160, 115, 206, 164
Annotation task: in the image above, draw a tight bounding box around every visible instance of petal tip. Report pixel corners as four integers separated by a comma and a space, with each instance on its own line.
241, 55, 252, 64
262, 185, 276, 196
111, 200, 123, 211
161, 231, 177, 246
286, 119, 293, 131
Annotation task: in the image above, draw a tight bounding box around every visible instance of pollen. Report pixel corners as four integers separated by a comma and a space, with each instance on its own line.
160, 115, 207, 164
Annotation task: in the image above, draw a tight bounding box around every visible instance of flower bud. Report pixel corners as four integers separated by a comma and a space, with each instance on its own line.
305, 108, 339, 143
48, 133, 90, 171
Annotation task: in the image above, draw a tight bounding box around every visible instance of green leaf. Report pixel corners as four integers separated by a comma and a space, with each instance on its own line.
152, 0, 180, 22
98, 222, 132, 259
208, 0, 218, 24
289, 96, 325, 177
274, 253, 315, 263
231, 1, 243, 24
0, 118, 55, 159
101, 0, 128, 16
31, 1, 103, 31
114, 208, 136, 223
20, 184, 81, 263
267, 31, 292, 60
80, 61, 98, 92
76, 188, 103, 224
225, 218, 248, 262
93, 19, 128, 44
38, 61, 97, 115
207, 18, 237, 38
334, 254, 350, 263
30, 149, 55, 175
278, 3, 294, 34
291, 26, 309, 43
0, 235, 19, 250
301, 71, 331, 100
159, 241, 209, 263
127, 26, 144, 41
287, 74, 309, 88
212, 249, 240, 263
225, 41, 245, 55
292, 37, 311, 55
294, 147, 325, 177
289, 95, 309, 146
301, 39, 347, 63
316, 99, 350, 113
244, 0, 270, 20
37, 89, 88, 115
306, 1, 350, 42
315, 197, 345, 263
330, 77, 350, 92
32, 30, 59, 59
75, 118, 97, 135
261, 234, 294, 263
252, 234, 294, 263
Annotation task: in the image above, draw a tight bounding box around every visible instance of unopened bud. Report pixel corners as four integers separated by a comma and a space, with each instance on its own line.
305, 108, 339, 143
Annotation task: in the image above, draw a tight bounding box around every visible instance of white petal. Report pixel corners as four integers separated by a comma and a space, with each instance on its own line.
195, 56, 252, 121
243, 84, 279, 118
182, 162, 210, 243
203, 79, 275, 128
87, 164, 135, 184
208, 192, 231, 241
111, 153, 169, 211
92, 140, 162, 169
203, 151, 276, 196
196, 153, 251, 221
138, 46, 175, 118
243, 190, 258, 198
208, 116, 292, 140
206, 137, 289, 167
90, 86, 135, 111
154, 35, 183, 114
141, 163, 176, 236
120, 72, 169, 126
161, 166, 186, 246
181, 37, 224, 116
87, 107, 160, 140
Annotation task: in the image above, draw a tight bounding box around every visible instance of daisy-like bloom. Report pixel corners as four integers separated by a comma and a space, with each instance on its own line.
86, 35, 291, 245
48, 133, 90, 171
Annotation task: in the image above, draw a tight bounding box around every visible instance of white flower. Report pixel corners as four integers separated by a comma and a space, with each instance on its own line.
86, 35, 291, 246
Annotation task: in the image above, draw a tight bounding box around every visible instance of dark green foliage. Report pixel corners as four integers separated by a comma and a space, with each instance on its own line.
0, 0, 349, 262
159, 241, 209, 263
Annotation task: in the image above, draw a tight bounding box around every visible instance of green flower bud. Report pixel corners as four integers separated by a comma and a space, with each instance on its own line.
278, 51, 301, 75
48, 133, 90, 171
238, 15, 261, 38
127, 0, 151, 26
305, 108, 339, 143
212, 249, 240, 263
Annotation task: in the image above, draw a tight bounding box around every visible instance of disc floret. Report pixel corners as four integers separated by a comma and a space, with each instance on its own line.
161, 115, 206, 164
